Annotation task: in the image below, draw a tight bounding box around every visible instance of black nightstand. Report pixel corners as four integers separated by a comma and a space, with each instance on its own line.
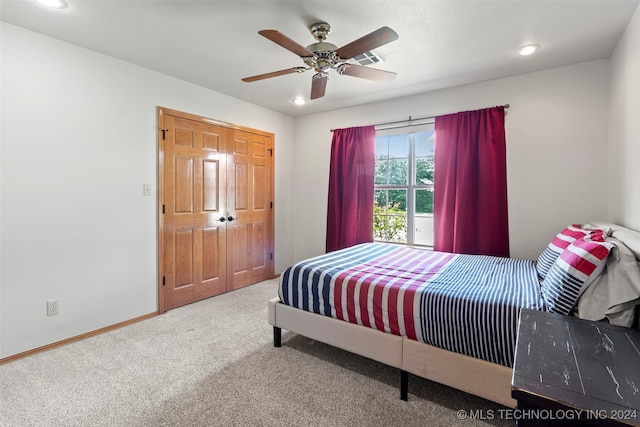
512, 309, 640, 427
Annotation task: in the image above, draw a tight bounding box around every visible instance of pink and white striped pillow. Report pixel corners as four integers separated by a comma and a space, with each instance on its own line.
540, 234, 614, 315
536, 224, 605, 279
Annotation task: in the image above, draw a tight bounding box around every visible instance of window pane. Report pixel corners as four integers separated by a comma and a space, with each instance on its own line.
415, 157, 434, 186
388, 134, 409, 158
414, 215, 434, 246
415, 189, 433, 214
415, 131, 435, 157
373, 189, 407, 243
373, 189, 387, 241
373, 213, 388, 241
375, 137, 389, 157
387, 189, 407, 211
386, 213, 407, 243
388, 158, 408, 185
387, 190, 407, 243
375, 158, 389, 185
415, 131, 435, 186
374, 189, 387, 213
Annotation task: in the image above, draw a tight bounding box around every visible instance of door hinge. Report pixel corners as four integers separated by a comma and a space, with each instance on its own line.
162, 276, 166, 286
269, 252, 273, 260
270, 201, 273, 209
161, 129, 169, 140
162, 204, 165, 214
268, 148, 273, 157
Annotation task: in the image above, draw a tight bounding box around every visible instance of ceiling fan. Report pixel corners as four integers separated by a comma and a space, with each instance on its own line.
241, 22, 399, 100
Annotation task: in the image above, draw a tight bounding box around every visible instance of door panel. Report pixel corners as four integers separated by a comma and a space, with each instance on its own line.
158, 108, 274, 312
174, 229, 194, 288
175, 156, 194, 213
161, 114, 228, 311
253, 164, 267, 209
234, 162, 249, 211
232, 224, 249, 274
201, 227, 220, 280
252, 222, 267, 268
227, 130, 272, 290
203, 160, 219, 212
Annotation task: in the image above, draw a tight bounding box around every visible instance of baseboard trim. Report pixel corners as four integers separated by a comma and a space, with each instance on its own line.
0, 312, 157, 365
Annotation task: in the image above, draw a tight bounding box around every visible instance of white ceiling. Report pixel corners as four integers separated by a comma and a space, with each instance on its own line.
1, 0, 639, 117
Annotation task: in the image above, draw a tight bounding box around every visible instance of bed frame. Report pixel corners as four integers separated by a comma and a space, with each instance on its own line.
268, 222, 640, 408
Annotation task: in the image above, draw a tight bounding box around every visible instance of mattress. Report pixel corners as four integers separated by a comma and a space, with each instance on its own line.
279, 243, 545, 367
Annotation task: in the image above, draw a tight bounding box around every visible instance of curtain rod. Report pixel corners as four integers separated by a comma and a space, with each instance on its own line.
330, 104, 510, 132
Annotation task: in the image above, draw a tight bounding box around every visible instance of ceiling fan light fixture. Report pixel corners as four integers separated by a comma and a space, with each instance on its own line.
33, 0, 68, 9
518, 44, 541, 56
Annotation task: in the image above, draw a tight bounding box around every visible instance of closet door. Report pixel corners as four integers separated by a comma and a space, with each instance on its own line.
160, 114, 229, 311
158, 108, 274, 313
227, 130, 274, 290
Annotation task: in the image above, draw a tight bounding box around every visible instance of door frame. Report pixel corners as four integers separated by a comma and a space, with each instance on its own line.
156, 106, 275, 314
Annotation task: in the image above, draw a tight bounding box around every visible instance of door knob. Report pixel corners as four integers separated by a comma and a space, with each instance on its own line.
218, 216, 226, 222
227, 216, 236, 222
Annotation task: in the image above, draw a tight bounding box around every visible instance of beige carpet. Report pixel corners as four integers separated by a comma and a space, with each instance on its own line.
0, 279, 510, 426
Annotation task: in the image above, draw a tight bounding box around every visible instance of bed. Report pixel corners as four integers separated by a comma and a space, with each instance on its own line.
268, 222, 640, 408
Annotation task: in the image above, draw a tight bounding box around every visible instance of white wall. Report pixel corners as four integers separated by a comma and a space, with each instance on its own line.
0, 22, 295, 358
292, 60, 611, 263
2, 12, 633, 359
609, 5, 640, 230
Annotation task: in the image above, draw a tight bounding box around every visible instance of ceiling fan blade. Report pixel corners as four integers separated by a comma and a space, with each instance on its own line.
339, 64, 397, 82
310, 74, 328, 99
258, 30, 315, 57
335, 27, 399, 60
241, 67, 306, 82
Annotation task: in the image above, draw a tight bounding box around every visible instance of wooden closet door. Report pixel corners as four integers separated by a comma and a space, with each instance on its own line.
160, 114, 229, 311
227, 129, 274, 290
158, 108, 274, 313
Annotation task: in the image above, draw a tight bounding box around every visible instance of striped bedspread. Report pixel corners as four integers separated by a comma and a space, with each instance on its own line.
279, 243, 545, 367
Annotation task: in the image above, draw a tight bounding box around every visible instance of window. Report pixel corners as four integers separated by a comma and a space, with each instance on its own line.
373, 126, 435, 246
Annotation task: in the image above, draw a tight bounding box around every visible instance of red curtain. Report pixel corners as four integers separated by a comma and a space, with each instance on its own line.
326, 126, 375, 252
434, 106, 510, 257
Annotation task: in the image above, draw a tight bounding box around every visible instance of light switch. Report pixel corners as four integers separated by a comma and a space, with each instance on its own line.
143, 183, 152, 196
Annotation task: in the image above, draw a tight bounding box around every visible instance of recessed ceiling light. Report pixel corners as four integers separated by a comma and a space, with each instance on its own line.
518, 44, 541, 56
33, 0, 68, 9
293, 97, 306, 105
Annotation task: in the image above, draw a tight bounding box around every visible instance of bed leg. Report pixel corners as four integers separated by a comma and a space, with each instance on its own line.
273, 326, 282, 347
400, 370, 408, 401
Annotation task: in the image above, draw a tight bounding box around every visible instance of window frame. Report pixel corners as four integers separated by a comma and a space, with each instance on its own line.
374, 124, 435, 247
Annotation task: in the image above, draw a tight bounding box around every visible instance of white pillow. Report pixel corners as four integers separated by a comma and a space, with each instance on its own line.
575, 237, 640, 327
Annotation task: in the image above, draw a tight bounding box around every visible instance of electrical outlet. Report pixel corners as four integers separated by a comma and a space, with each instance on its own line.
47, 300, 59, 316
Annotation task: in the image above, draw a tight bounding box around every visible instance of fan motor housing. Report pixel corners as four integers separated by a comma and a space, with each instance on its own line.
305, 42, 338, 53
